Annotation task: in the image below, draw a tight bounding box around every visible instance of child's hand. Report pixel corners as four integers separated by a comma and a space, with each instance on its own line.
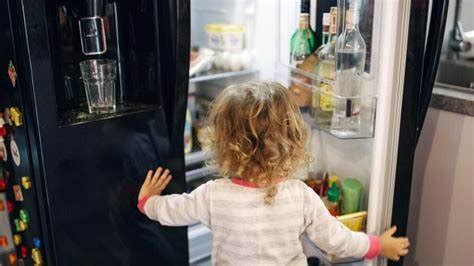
138, 167, 172, 201
380, 226, 410, 261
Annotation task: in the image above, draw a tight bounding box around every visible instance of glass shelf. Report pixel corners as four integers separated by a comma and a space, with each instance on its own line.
275, 64, 376, 139
190, 69, 258, 83
185, 150, 212, 168
58, 103, 157, 127
185, 166, 216, 183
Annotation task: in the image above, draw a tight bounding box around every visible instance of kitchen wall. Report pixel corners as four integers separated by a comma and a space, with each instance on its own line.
405, 108, 474, 266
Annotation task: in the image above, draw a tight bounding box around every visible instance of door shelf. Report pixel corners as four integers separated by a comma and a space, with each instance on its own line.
275, 64, 377, 140
58, 103, 157, 127
302, 112, 375, 140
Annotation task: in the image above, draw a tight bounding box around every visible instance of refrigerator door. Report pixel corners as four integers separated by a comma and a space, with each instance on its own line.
390, 1, 449, 265
10, 0, 190, 265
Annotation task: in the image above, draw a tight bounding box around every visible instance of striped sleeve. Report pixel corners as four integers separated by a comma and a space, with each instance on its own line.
142, 181, 211, 227
302, 185, 371, 259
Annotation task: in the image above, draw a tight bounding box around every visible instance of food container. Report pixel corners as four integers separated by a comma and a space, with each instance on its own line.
205, 23, 245, 51
337, 211, 367, 232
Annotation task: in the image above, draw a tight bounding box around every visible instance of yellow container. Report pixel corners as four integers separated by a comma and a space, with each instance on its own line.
337, 211, 367, 232
205, 23, 245, 51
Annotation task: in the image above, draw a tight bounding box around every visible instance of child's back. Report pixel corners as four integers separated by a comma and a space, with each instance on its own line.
143, 178, 370, 265
138, 81, 409, 265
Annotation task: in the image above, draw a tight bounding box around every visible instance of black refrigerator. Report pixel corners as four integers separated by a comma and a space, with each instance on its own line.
0, 0, 190, 265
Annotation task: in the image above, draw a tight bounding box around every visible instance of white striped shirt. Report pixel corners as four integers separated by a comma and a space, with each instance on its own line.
142, 178, 371, 265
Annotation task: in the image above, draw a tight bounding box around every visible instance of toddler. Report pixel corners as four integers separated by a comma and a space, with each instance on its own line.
138, 81, 409, 265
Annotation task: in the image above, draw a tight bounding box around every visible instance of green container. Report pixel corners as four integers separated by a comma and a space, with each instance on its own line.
341, 178, 363, 214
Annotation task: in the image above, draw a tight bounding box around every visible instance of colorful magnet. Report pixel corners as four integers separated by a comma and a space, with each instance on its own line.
20, 246, 28, 258
8, 253, 17, 265
14, 219, 27, 232
13, 185, 23, 201
19, 209, 29, 223
0, 137, 6, 162
0, 199, 4, 211
21, 176, 32, 190
0, 236, 7, 247
9, 107, 22, 127
10, 138, 20, 166
31, 248, 43, 264
3, 108, 12, 126
7, 200, 14, 212
33, 237, 41, 248
13, 234, 22, 246
0, 117, 6, 137
8, 61, 17, 87
0, 178, 6, 191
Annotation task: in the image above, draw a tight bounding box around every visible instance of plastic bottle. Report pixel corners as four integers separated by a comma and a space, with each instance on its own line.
323, 183, 340, 216
341, 178, 363, 214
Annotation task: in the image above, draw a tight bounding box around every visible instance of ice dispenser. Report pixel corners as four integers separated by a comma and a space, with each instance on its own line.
48, 0, 162, 124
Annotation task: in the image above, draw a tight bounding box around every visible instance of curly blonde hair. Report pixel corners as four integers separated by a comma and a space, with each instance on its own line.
203, 81, 310, 204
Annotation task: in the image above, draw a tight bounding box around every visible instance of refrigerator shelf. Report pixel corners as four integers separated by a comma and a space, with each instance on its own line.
185, 150, 212, 168
57, 103, 158, 127
190, 69, 258, 83
186, 166, 216, 183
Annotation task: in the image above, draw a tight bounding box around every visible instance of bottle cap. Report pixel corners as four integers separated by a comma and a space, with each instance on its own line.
322, 13, 330, 26
327, 183, 340, 202
328, 175, 339, 187
300, 0, 310, 13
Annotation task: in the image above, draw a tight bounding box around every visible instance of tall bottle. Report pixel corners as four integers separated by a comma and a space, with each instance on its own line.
330, 1, 366, 137
290, 0, 316, 66
313, 7, 338, 128
321, 12, 331, 46
289, 0, 316, 109
299, 12, 330, 75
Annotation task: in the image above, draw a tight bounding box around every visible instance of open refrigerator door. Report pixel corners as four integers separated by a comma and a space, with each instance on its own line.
185, 0, 414, 265
275, 0, 411, 265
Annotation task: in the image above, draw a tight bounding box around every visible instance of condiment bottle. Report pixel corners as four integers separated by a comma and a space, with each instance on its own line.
323, 183, 340, 216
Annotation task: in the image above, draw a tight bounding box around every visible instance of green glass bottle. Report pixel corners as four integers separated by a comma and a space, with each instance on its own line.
290, 0, 316, 66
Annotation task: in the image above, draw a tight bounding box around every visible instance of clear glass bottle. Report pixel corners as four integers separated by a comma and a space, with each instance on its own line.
313, 7, 337, 128
330, 1, 366, 137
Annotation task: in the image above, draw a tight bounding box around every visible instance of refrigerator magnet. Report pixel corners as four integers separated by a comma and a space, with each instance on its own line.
0, 117, 6, 137
6, 200, 14, 212
13, 234, 22, 246
0, 179, 6, 191
8, 61, 17, 87
10, 138, 20, 166
19, 209, 29, 223
21, 176, 31, 190
0, 137, 7, 162
14, 219, 27, 232
3, 108, 12, 126
31, 248, 43, 264
9, 108, 22, 127
13, 185, 23, 201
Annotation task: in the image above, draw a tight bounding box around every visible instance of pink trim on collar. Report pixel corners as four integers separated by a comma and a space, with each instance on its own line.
231, 177, 260, 188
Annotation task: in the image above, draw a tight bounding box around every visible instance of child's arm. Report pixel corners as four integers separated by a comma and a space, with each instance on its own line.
303, 185, 409, 261
137, 167, 210, 227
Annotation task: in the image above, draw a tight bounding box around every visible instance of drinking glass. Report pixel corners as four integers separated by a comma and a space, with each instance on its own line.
79, 59, 117, 114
